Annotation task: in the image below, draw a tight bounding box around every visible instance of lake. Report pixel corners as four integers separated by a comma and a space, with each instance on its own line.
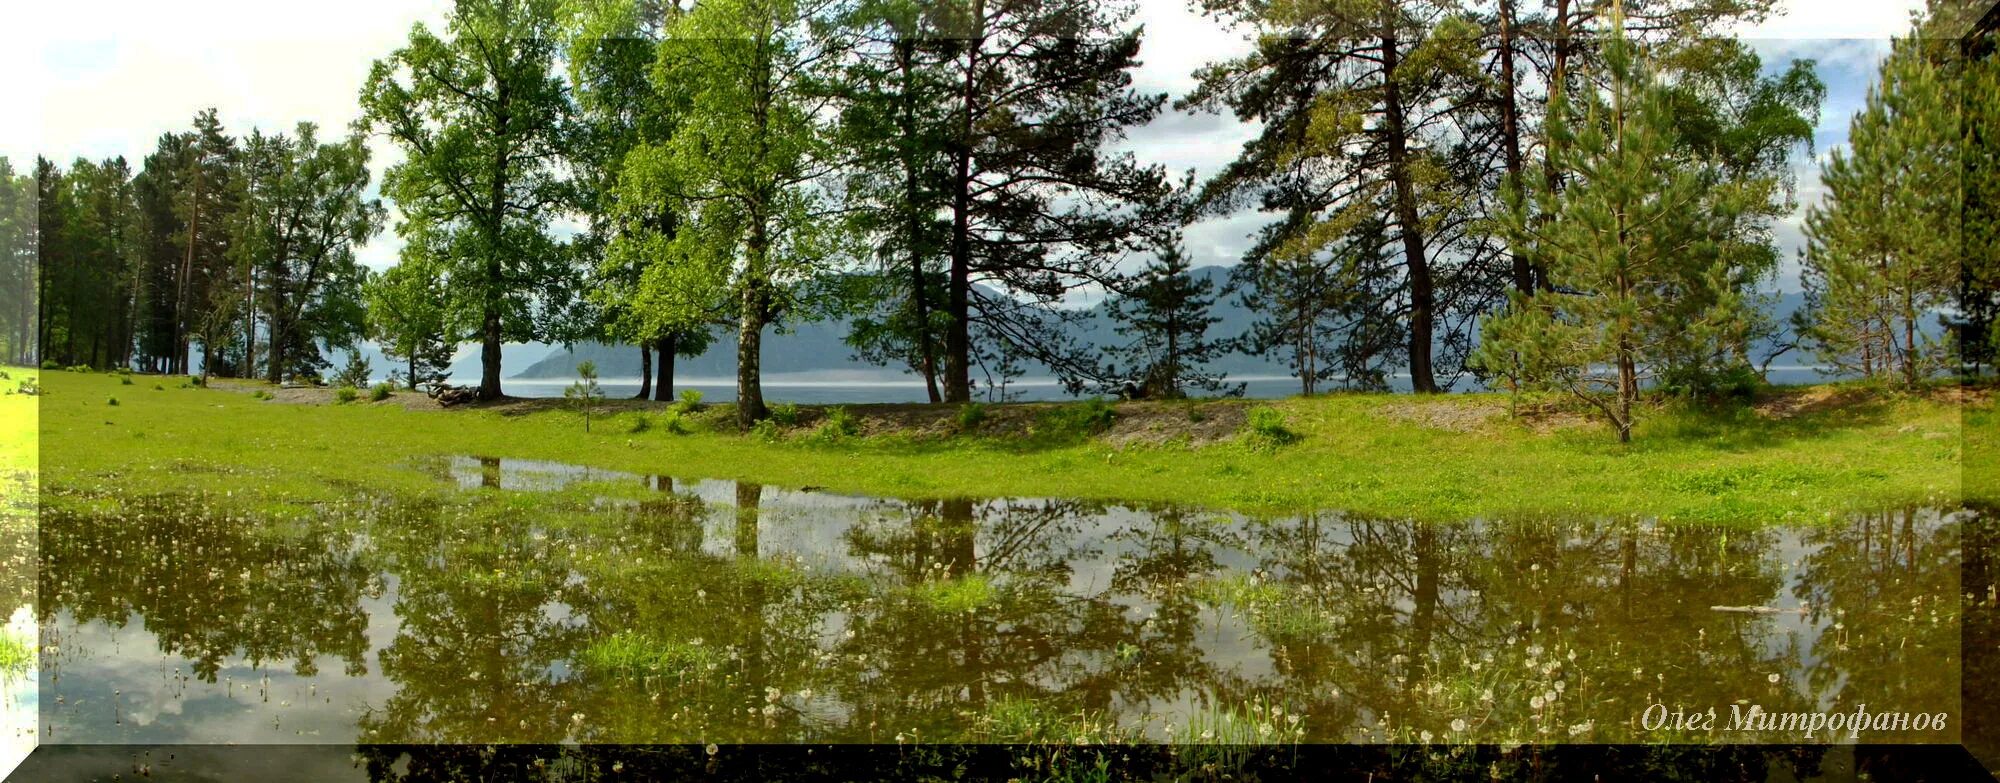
485, 367, 1844, 403
30, 457, 1973, 748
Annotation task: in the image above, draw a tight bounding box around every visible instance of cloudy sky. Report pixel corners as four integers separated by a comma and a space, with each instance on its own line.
0, 0, 1931, 293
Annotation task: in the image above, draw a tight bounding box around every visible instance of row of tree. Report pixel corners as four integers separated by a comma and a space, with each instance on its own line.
7, 0, 1993, 438
20, 111, 382, 383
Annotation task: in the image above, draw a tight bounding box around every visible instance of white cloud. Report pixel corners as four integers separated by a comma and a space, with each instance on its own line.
1734, 0, 1926, 39
2, 0, 1925, 289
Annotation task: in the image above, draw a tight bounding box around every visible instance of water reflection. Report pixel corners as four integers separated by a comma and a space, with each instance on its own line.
1, 472, 35, 769
35, 476, 1968, 747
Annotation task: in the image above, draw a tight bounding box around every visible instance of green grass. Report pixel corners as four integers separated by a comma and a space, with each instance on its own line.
35, 368, 1978, 522
0, 632, 29, 674
1, 366, 37, 475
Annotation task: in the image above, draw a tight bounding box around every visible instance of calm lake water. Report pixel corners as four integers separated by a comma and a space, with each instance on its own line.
31, 458, 1972, 748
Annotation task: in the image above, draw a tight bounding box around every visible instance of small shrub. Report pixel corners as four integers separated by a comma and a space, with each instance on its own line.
152, 384, 164, 391
188, 375, 205, 387
1244, 407, 1299, 448
674, 389, 706, 414
369, 383, 393, 402
119, 375, 134, 385
627, 414, 653, 434
40, 359, 58, 370
334, 386, 360, 404
333, 351, 373, 389
957, 402, 988, 432
749, 419, 781, 443
1034, 398, 1116, 440
815, 406, 860, 441
660, 409, 692, 435
1187, 407, 1208, 424
565, 361, 606, 432
106, 396, 119, 406
68, 364, 92, 373
769, 402, 802, 427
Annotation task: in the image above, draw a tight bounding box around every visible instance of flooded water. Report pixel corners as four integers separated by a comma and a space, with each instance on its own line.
1, 470, 34, 776
33, 459, 1972, 748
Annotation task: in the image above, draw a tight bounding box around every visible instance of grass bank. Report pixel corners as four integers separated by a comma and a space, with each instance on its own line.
37, 368, 1982, 522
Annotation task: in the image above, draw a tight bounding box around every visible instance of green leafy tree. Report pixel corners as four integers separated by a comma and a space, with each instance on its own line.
0, 158, 33, 365
562, 0, 706, 401
228, 123, 385, 383
621, 0, 850, 427
365, 253, 460, 391
360, 0, 579, 401
1474, 8, 1772, 442
1798, 19, 1960, 389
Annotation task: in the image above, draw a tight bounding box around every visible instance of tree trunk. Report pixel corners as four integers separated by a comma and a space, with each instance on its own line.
1381, 22, 1439, 394
1904, 288, 1919, 389
898, 38, 944, 405
655, 334, 675, 402
942, 1, 985, 405
479, 303, 501, 400
244, 265, 257, 378
266, 286, 287, 384
1617, 344, 1636, 443
636, 341, 653, 399
175, 165, 202, 377
1544, 0, 1573, 204
1498, 0, 1534, 293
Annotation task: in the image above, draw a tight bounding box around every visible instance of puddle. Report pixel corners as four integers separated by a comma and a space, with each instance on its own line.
30, 462, 1978, 746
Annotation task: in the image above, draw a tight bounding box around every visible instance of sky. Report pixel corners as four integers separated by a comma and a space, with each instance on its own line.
0, 0, 1933, 294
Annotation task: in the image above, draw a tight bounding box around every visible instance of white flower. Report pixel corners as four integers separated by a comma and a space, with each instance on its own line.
1768, 673, 1781, 684
1530, 696, 1545, 710
1450, 718, 1467, 733
1420, 730, 1434, 743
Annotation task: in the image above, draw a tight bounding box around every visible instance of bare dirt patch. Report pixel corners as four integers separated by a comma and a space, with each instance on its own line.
1376, 395, 1597, 434
209, 379, 446, 411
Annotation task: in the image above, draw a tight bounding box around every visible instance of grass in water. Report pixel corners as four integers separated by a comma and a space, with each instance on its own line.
0, 632, 28, 674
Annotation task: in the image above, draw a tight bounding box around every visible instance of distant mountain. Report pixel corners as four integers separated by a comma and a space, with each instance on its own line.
511, 266, 1290, 381
508, 271, 1835, 382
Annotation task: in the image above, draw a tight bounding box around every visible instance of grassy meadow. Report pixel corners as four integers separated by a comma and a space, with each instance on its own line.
1, 366, 34, 676
35, 367, 1982, 524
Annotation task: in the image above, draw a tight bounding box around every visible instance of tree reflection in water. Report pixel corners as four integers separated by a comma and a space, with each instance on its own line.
34, 481, 1969, 750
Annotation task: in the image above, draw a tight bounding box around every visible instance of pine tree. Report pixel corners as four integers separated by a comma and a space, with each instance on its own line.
1106, 242, 1237, 400
1186, 0, 1488, 394
1799, 22, 1960, 388
1474, 7, 1771, 442
1233, 216, 1402, 394
931, 0, 1173, 402
835, 0, 955, 402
